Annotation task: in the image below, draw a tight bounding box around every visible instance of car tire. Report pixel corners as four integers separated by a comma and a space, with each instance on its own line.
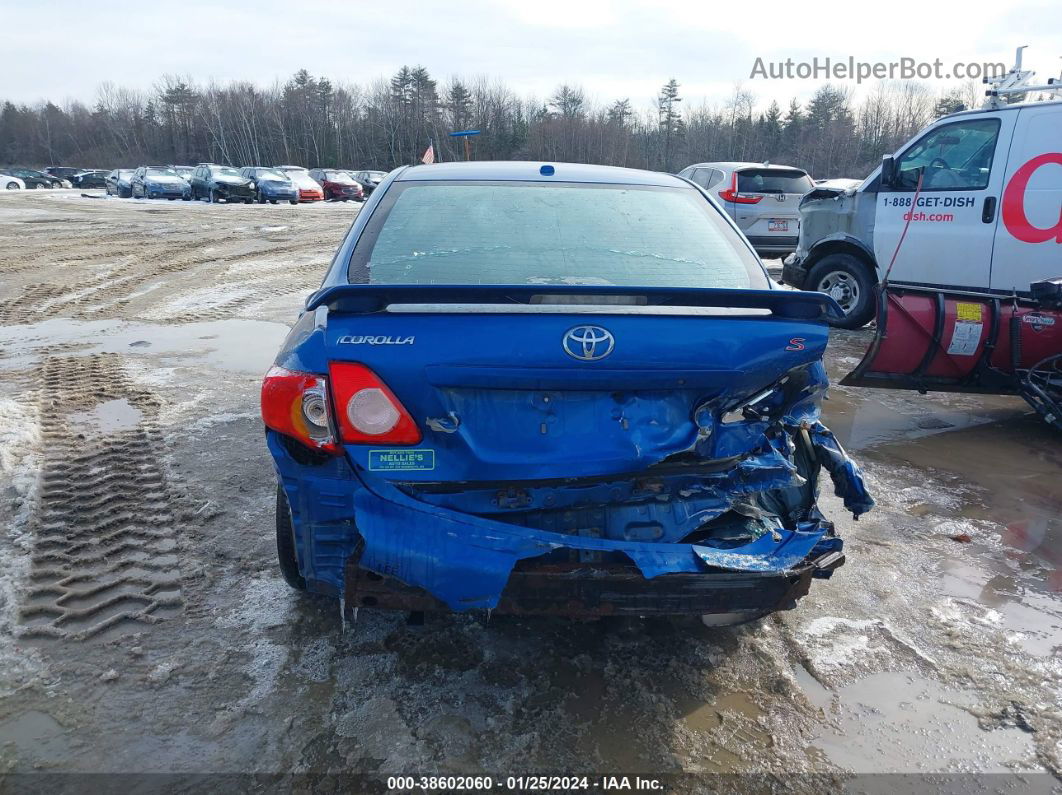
210, 189, 219, 203
4, 181, 18, 190
289, 199, 297, 205
270, 199, 278, 204
257, 191, 266, 204
807, 253, 877, 329
275, 484, 307, 591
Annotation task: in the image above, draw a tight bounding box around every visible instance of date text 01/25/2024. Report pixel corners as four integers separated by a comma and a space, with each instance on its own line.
385, 775, 664, 791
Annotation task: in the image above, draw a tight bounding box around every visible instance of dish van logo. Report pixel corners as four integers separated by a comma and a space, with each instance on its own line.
338, 335, 415, 345
1002, 153, 1062, 244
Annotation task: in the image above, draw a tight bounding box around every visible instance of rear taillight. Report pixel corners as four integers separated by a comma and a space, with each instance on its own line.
261, 366, 339, 454
328, 362, 421, 445
719, 172, 763, 204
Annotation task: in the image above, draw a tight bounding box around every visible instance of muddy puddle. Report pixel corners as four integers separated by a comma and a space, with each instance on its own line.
0, 317, 289, 373
811, 672, 1038, 773
67, 398, 143, 434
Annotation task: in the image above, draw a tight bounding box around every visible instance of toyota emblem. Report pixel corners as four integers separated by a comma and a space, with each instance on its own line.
562, 326, 615, 361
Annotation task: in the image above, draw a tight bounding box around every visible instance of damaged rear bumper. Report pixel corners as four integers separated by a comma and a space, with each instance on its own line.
268, 411, 869, 617
345, 551, 845, 617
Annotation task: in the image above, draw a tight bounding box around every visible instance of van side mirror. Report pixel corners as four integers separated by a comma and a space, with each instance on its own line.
880, 155, 896, 188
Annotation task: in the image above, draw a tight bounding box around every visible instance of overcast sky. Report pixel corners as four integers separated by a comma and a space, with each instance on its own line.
2, 0, 1058, 110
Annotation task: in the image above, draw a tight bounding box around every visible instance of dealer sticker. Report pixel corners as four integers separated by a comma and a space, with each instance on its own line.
368, 449, 435, 471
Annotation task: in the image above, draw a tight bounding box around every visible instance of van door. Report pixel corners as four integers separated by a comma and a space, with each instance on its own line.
991, 103, 1062, 292
873, 114, 1016, 289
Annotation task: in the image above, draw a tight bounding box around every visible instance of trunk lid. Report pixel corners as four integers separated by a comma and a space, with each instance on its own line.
312, 285, 838, 482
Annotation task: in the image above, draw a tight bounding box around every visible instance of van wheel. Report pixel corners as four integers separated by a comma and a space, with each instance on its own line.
276, 485, 306, 591
808, 253, 877, 329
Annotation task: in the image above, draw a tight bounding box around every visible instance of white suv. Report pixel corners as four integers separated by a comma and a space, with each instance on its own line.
677, 162, 813, 259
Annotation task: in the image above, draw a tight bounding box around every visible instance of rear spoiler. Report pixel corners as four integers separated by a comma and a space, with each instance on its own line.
305, 284, 843, 321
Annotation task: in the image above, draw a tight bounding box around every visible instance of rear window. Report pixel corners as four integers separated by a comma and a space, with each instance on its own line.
736, 168, 813, 194
347, 181, 766, 289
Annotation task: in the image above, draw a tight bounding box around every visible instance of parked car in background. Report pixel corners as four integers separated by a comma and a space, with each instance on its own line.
3, 168, 59, 189
131, 166, 191, 200
308, 168, 363, 201
190, 163, 256, 203
812, 178, 863, 191
261, 160, 871, 623
1, 172, 26, 190
351, 169, 386, 196
171, 165, 195, 182
274, 165, 324, 202
677, 162, 814, 259
43, 166, 80, 186
105, 169, 135, 197
72, 170, 109, 189
239, 167, 298, 204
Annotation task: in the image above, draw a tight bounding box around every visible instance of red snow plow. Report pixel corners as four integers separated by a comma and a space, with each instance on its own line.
842, 278, 1062, 430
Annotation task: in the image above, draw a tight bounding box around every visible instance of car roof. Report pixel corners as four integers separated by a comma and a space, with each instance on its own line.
395, 161, 689, 187
682, 161, 806, 172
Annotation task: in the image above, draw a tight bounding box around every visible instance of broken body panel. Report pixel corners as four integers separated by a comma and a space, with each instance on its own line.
266, 283, 873, 616
782, 184, 876, 287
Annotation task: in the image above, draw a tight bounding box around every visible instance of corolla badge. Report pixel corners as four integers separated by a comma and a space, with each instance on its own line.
563, 325, 615, 361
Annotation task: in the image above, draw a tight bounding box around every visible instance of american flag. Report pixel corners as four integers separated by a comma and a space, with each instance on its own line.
421, 143, 435, 164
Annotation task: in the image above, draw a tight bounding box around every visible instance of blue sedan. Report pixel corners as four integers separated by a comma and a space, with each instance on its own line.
240, 167, 298, 204
131, 166, 190, 200
260, 162, 873, 623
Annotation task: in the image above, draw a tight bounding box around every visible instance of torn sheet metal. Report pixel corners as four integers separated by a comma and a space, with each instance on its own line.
351, 477, 828, 610
270, 415, 869, 612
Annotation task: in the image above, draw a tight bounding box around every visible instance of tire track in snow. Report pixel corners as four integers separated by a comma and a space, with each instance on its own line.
18, 353, 184, 641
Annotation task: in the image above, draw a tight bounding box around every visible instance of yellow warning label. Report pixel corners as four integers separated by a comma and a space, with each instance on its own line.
956, 302, 983, 322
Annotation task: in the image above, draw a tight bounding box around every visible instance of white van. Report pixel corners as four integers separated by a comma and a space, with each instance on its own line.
783, 98, 1062, 328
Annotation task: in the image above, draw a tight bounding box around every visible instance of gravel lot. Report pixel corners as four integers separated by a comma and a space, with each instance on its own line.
0, 190, 1059, 789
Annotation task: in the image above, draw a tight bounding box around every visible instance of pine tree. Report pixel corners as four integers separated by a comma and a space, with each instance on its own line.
446, 80, 473, 131
549, 85, 586, 119
607, 98, 632, 127
657, 78, 683, 171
